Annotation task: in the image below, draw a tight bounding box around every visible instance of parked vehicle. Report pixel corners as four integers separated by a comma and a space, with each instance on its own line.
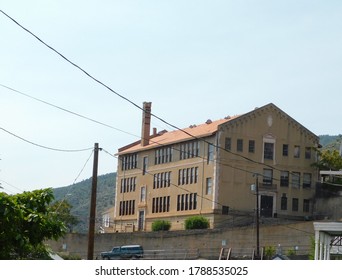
100, 245, 144, 260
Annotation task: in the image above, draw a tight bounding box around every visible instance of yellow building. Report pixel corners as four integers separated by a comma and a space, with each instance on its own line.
113, 102, 320, 232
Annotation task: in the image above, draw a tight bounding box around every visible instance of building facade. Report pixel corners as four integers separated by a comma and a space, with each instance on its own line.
113, 103, 320, 232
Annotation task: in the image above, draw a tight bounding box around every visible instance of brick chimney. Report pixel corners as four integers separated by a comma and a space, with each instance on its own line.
141, 102, 152, 146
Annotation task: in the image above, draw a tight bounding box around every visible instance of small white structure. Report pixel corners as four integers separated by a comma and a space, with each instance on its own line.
313, 222, 342, 260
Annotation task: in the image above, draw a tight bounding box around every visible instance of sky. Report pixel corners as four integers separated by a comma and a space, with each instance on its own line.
1, 0, 341, 193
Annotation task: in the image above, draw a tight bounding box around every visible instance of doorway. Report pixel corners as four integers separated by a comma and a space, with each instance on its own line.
260, 195, 273, 217
138, 210, 145, 231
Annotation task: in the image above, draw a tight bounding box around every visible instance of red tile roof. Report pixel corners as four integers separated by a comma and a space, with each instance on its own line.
118, 116, 239, 154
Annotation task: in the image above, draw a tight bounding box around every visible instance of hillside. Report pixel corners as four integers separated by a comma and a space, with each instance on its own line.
319, 135, 341, 150
52, 172, 116, 233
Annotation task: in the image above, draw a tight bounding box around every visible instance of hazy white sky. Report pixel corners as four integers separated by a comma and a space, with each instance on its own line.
1, 0, 341, 193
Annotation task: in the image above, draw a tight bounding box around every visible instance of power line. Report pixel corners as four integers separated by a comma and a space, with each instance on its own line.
0, 9, 274, 169
0, 10, 317, 183
0, 83, 140, 138
72, 149, 94, 185
0, 126, 93, 152
0, 84, 262, 179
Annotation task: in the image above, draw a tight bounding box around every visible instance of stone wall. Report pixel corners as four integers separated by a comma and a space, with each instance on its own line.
47, 221, 315, 259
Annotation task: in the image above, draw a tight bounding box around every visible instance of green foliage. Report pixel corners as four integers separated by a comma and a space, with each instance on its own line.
308, 236, 315, 260
52, 173, 116, 233
184, 216, 209, 230
264, 246, 276, 259
152, 220, 171, 231
49, 200, 79, 233
286, 248, 296, 257
58, 253, 82, 260
313, 149, 342, 171
0, 188, 66, 259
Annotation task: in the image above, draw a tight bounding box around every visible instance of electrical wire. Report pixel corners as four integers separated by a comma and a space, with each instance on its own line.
0, 10, 288, 170
0, 126, 93, 152
0, 83, 140, 138
0, 10, 320, 191
0, 10, 317, 184
72, 149, 94, 185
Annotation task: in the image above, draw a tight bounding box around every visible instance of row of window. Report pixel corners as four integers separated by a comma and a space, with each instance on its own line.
121, 154, 138, 171
118, 193, 198, 216
153, 172, 171, 189
120, 177, 136, 193
119, 200, 135, 216
263, 169, 312, 188
280, 195, 310, 212
178, 167, 199, 185
180, 141, 200, 160
118, 194, 310, 216
121, 139, 313, 172
225, 137, 312, 160
121, 141, 203, 171
152, 196, 170, 213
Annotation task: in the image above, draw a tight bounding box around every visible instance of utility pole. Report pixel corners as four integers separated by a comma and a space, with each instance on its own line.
252, 173, 260, 259
255, 174, 260, 259
87, 143, 99, 260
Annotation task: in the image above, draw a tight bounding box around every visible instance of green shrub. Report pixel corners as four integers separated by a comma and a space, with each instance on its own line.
184, 216, 209, 230
264, 246, 276, 260
152, 220, 171, 231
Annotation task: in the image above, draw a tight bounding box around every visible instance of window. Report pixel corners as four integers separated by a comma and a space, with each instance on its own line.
155, 146, 173, 164
280, 171, 289, 187
292, 198, 299, 212
206, 178, 212, 195
177, 193, 197, 211
180, 141, 199, 160
142, 156, 148, 175
103, 214, 110, 228
303, 199, 310, 212
225, 137, 231, 151
140, 186, 146, 202
237, 139, 243, 152
121, 154, 138, 170
178, 167, 198, 185
263, 169, 273, 186
119, 200, 135, 216
153, 172, 171, 188
303, 173, 312, 188
152, 196, 170, 213
264, 142, 274, 160
207, 143, 214, 163
305, 147, 311, 159
282, 144, 288, 156
120, 177, 136, 193
281, 194, 287, 210
294, 145, 300, 158
248, 140, 255, 153
291, 172, 300, 188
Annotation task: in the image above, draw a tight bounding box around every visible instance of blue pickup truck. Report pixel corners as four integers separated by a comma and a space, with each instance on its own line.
100, 245, 144, 260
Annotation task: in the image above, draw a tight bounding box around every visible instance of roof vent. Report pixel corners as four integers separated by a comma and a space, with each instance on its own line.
206, 119, 212, 124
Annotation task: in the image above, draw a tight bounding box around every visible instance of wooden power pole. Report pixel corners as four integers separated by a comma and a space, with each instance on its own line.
87, 143, 99, 260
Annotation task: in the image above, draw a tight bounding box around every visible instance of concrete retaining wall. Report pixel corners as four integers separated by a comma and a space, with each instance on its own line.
47, 221, 315, 259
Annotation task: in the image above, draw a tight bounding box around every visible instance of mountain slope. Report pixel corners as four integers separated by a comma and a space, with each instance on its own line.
52, 172, 116, 233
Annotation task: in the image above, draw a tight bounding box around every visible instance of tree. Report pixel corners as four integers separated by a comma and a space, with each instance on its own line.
313, 148, 342, 171
0, 188, 66, 259
49, 200, 79, 233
